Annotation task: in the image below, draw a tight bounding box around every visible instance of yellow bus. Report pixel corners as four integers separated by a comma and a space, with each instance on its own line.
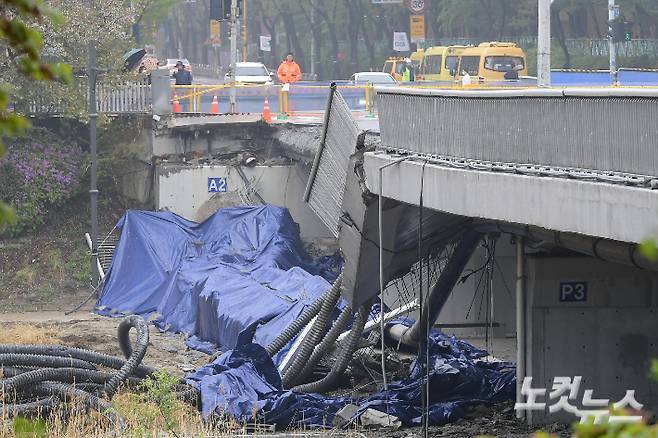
456, 42, 528, 81
383, 51, 424, 81
419, 46, 470, 81
382, 57, 407, 81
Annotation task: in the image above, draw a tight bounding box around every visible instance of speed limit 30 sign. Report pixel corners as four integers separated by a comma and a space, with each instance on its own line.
405, 0, 426, 14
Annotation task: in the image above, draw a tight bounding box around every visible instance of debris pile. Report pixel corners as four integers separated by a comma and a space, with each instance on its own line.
96, 206, 516, 430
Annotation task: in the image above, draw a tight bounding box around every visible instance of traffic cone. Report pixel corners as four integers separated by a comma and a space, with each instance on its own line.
172, 95, 181, 113
210, 95, 219, 114
262, 98, 272, 123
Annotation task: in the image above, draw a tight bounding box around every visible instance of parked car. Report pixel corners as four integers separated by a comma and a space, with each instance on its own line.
225, 62, 275, 85
161, 58, 192, 76
349, 72, 399, 87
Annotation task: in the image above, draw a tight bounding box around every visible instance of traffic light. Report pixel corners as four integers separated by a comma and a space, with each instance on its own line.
210, 0, 241, 21
624, 21, 634, 41
210, 0, 231, 21
608, 17, 633, 43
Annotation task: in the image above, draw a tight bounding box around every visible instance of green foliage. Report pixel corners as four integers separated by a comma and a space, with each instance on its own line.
14, 266, 37, 284
136, 0, 183, 44
651, 359, 658, 382
0, 0, 73, 231
0, 132, 84, 237
138, 370, 185, 436
13, 416, 48, 438
64, 245, 91, 283
572, 415, 658, 437
639, 239, 658, 261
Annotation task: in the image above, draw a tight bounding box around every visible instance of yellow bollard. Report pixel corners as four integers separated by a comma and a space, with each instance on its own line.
284, 89, 289, 116
189, 87, 194, 112
277, 85, 289, 120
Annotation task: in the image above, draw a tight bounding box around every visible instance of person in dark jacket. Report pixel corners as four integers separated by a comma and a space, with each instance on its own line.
504, 60, 519, 80
173, 60, 193, 85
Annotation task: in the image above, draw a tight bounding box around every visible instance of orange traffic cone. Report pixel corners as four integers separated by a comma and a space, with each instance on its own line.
172, 95, 181, 113
262, 98, 272, 123
210, 95, 219, 114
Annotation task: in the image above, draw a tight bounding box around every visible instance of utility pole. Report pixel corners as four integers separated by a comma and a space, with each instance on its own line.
608, 0, 619, 85
88, 41, 99, 289
310, 7, 316, 77
537, 0, 551, 87
229, 0, 238, 112
242, 0, 248, 61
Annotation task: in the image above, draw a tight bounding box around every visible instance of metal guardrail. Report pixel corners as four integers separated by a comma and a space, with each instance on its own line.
27, 78, 150, 115
169, 83, 376, 115
96, 79, 150, 113
377, 87, 658, 178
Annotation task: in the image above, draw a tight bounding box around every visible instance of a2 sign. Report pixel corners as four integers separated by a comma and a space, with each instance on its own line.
208, 177, 227, 193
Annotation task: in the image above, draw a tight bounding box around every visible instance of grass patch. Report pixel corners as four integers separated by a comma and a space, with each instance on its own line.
45, 248, 65, 278
63, 244, 90, 285
14, 266, 36, 285
38, 284, 55, 300
0, 323, 62, 345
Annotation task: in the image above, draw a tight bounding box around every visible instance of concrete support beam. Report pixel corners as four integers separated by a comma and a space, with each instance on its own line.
363, 152, 658, 245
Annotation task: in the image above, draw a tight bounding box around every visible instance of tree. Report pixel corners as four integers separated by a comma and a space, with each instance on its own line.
0, 0, 72, 230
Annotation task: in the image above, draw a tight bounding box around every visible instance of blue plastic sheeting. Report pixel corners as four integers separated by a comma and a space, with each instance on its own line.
551, 70, 658, 86
96, 207, 340, 362
187, 322, 515, 429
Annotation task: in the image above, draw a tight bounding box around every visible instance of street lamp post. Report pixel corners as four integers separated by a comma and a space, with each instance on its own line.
88, 41, 99, 289
229, 0, 238, 113
608, 0, 619, 85
537, 0, 551, 87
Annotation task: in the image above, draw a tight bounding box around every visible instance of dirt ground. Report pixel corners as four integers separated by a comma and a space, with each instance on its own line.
0, 310, 211, 377
0, 309, 573, 438
0, 199, 125, 313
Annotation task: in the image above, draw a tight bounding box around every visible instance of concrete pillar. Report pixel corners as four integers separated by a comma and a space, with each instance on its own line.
515, 237, 526, 419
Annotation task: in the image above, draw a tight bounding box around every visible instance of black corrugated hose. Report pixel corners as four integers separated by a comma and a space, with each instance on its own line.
0, 315, 200, 431
294, 304, 353, 385
281, 277, 343, 388
266, 271, 344, 357
292, 302, 370, 393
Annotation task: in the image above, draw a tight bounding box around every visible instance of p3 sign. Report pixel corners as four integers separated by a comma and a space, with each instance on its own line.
559, 281, 588, 302
208, 177, 227, 193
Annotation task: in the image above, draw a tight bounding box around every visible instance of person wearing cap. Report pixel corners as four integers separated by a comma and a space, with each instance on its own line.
277, 52, 302, 84
173, 60, 193, 85
402, 58, 415, 83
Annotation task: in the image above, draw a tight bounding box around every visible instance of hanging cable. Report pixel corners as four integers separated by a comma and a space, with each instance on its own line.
418, 159, 429, 438
377, 156, 408, 391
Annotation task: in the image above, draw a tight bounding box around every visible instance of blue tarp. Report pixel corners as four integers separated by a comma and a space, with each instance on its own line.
186, 323, 515, 428
98, 206, 515, 429
97, 207, 339, 363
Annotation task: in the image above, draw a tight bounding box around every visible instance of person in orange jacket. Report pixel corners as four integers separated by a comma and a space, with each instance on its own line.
277, 52, 302, 84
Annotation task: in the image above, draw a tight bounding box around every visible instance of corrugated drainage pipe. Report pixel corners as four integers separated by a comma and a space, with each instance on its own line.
0, 344, 155, 377
282, 277, 343, 388
292, 302, 369, 393
266, 271, 343, 357
104, 315, 149, 399
293, 304, 353, 386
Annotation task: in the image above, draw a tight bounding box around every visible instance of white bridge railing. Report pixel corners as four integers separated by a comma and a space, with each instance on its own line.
27, 78, 151, 115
